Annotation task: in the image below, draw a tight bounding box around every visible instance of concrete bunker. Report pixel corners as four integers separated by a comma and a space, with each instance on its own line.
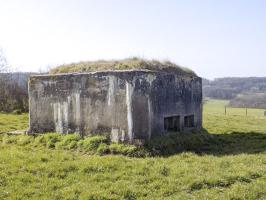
28, 59, 202, 144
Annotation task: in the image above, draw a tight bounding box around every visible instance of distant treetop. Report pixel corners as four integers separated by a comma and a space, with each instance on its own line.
49, 57, 196, 76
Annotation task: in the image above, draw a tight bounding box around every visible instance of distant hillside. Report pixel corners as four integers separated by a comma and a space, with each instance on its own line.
203, 77, 266, 99
203, 77, 266, 109
229, 93, 266, 109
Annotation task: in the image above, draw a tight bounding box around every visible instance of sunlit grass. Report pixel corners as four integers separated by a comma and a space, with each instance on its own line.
0, 112, 28, 133
0, 100, 265, 199
204, 100, 266, 134
204, 99, 266, 117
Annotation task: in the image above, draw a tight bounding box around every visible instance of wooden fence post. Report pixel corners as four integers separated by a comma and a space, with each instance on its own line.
225, 106, 227, 115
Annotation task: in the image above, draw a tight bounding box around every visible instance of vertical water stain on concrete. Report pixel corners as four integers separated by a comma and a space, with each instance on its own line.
126, 81, 134, 142
75, 92, 81, 133
107, 76, 116, 106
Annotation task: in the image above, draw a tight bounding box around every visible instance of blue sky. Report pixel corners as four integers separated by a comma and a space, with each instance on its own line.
0, 0, 265, 79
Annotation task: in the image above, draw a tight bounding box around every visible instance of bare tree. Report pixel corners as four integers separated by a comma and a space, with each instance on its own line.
0, 48, 8, 72
0, 48, 9, 111
0, 48, 29, 113
38, 64, 53, 74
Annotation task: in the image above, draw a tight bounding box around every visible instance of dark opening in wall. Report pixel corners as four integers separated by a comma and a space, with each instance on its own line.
164, 116, 180, 131
184, 115, 194, 128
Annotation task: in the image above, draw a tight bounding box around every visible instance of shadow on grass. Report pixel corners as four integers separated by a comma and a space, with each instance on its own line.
146, 129, 266, 156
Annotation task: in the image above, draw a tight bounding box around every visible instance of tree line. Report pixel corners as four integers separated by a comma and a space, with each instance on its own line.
0, 48, 31, 113
203, 77, 266, 109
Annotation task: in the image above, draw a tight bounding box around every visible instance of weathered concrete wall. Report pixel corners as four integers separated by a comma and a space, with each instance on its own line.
29, 70, 202, 143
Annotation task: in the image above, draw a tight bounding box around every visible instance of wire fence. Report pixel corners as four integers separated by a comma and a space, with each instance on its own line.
204, 105, 266, 117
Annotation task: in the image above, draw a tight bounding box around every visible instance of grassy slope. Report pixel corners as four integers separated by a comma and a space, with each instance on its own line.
0, 101, 266, 200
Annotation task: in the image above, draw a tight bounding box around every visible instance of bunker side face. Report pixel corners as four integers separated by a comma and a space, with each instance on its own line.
29, 70, 202, 144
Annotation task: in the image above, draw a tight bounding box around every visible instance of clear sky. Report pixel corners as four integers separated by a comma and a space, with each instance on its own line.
0, 0, 265, 79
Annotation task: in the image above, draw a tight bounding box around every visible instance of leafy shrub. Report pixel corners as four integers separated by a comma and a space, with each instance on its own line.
43, 133, 62, 148
78, 136, 108, 152
33, 135, 46, 146
109, 143, 137, 156
68, 141, 78, 149
96, 143, 109, 155
55, 134, 81, 150
0, 133, 161, 157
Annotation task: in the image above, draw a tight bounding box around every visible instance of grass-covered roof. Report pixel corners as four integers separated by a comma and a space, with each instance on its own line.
50, 57, 196, 76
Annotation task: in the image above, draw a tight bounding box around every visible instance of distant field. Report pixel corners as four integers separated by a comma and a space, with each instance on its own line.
204, 99, 266, 134
0, 100, 266, 200
205, 99, 266, 117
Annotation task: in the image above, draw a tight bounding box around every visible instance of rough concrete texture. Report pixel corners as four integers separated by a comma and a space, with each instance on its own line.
29, 70, 202, 143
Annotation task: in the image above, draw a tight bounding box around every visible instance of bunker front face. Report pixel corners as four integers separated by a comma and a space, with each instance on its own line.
29, 70, 202, 144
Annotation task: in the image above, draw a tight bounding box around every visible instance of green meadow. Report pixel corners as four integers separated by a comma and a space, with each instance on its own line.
0, 113, 28, 133
0, 100, 266, 200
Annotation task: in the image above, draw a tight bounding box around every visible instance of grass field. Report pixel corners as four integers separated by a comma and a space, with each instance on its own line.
0, 113, 28, 133
0, 100, 266, 200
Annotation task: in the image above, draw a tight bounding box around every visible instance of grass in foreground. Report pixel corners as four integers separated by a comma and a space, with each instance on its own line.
0, 100, 266, 199
0, 144, 265, 200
